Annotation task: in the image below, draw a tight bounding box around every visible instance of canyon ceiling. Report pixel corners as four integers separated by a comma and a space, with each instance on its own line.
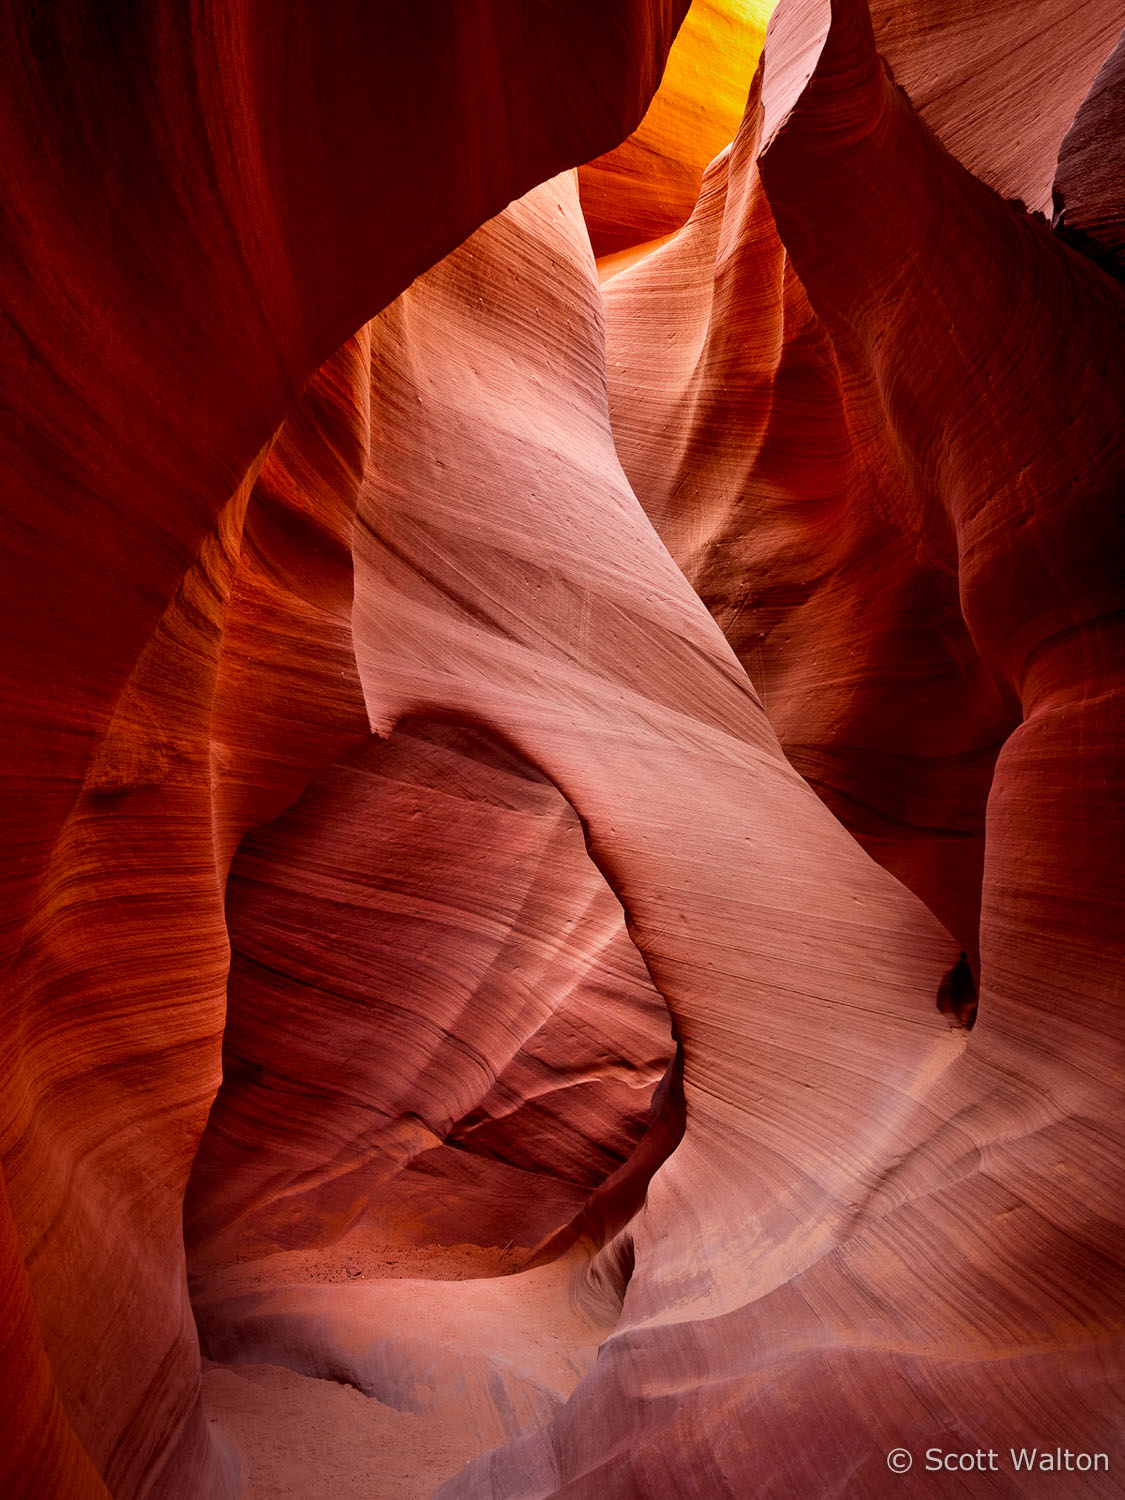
1, 2, 1123, 1498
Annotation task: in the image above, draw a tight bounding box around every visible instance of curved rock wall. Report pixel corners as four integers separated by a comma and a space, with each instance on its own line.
579, 0, 772, 259
0, 5, 691, 1496
1, 1, 1122, 1497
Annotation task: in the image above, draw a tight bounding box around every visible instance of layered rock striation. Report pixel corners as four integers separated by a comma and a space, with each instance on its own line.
1, 1, 1122, 1498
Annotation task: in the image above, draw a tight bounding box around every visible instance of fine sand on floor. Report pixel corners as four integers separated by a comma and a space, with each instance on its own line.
200, 1242, 618, 1500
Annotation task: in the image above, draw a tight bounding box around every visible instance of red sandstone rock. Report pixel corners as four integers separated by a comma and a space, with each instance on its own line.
764, 0, 1123, 214
0, 6, 690, 1497
601, 67, 1018, 963
438, 5, 1125, 1495
1, 0, 1123, 1496
578, 0, 771, 258
347, 169, 973, 1497
1054, 26, 1125, 273
186, 719, 672, 1270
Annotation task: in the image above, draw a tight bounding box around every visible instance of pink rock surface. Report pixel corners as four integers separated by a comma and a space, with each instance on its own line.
601, 65, 1018, 964
0, 6, 690, 1496
764, 0, 1123, 213
186, 718, 673, 1269
348, 169, 971, 1497
1054, 26, 1125, 273
1, 0, 1122, 1496
438, 7, 1125, 1493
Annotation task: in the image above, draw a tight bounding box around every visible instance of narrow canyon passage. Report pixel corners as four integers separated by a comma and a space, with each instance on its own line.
1, 3, 1123, 1499
189, 724, 678, 1500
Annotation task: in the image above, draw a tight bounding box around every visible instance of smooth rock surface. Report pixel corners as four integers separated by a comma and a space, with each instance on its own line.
0, 6, 690, 1496
2, 0, 1122, 1496
579, 0, 771, 257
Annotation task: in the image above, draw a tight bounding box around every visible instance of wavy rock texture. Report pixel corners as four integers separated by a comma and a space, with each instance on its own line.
601, 72, 1018, 963
441, 4, 1123, 1495
347, 169, 968, 1496
187, 718, 673, 1269
578, 0, 771, 262
0, 5, 691, 1498
2, 0, 1123, 1498
764, 0, 1124, 212
1054, 26, 1125, 273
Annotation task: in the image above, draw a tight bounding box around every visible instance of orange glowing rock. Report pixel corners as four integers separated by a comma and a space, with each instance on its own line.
580, 0, 774, 257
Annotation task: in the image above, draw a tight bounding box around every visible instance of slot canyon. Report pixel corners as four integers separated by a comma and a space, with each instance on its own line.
1, 2, 1123, 1497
